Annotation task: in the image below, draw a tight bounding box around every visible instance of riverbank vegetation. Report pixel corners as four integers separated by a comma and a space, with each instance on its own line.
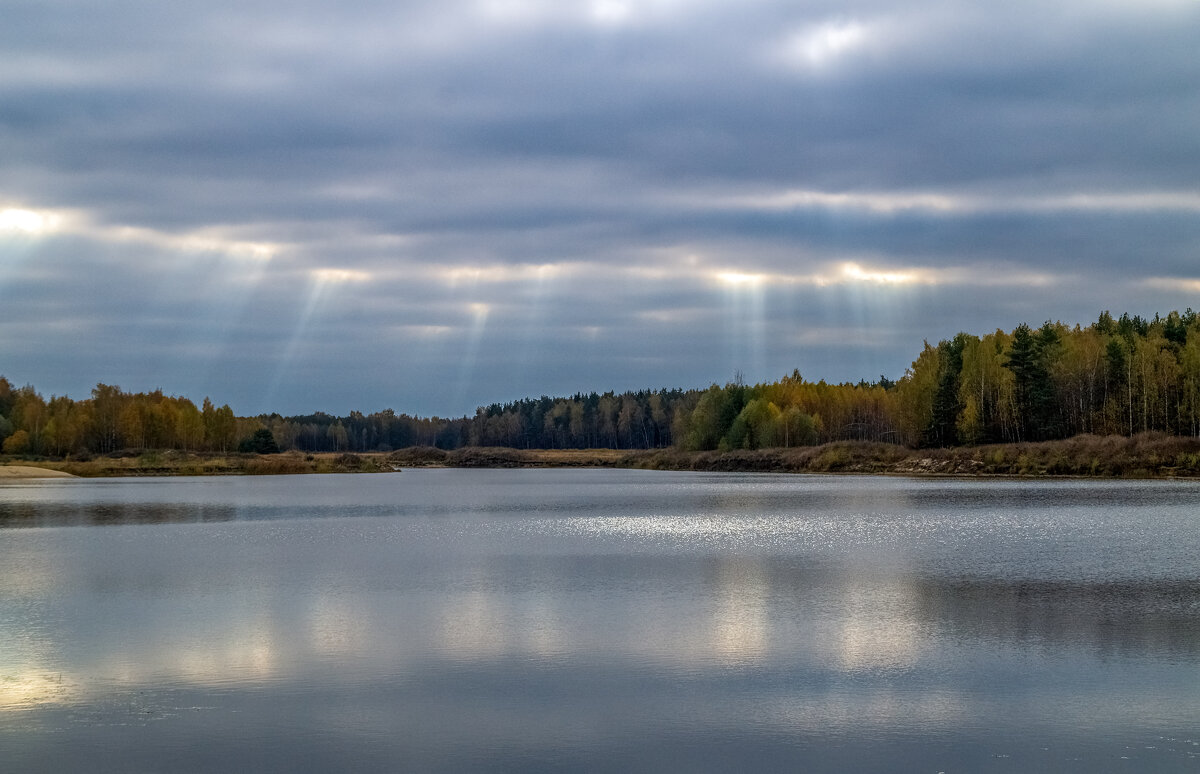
387, 432, 1200, 477
13, 432, 1197, 478
24, 451, 395, 477
3, 310, 1200, 477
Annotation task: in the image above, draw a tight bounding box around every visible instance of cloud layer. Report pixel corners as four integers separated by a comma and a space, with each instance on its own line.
3, 0, 1199, 415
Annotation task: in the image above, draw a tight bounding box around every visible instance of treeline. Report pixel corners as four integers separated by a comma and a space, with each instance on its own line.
896, 310, 1200, 446
0, 378, 697, 457
259, 390, 692, 453
0, 381, 243, 456
672, 309, 1200, 450
249, 382, 894, 454
672, 373, 897, 451
0, 378, 465, 457
3, 309, 1200, 458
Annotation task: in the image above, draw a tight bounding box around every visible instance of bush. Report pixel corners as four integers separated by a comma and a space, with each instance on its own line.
1176, 452, 1200, 472
387, 446, 449, 466
812, 445, 851, 471
138, 451, 164, 467
335, 453, 364, 470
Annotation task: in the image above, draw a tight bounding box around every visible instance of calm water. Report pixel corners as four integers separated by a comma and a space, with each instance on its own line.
2, 470, 1199, 772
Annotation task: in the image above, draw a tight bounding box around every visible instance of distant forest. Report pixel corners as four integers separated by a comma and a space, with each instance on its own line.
3, 309, 1200, 458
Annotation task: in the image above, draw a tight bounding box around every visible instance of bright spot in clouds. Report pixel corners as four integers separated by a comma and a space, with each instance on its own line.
840, 262, 915, 285
0, 208, 61, 235
1144, 276, 1200, 293
710, 264, 929, 289
0, 201, 277, 261
590, 0, 633, 25
716, 271, 767, 287
440, 263, 566, 287
719, 189, 960, 215
779, 19, 873, 69
311, 268, 371, 284
475, 0, 688, 28
715, 188, 1200, 217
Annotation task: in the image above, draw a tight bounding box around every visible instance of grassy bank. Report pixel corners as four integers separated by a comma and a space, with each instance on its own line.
6, 432, 1200, 478
387, 446, 632, 468
392, 433, 1200, 478
3, 450, 398, 478
631, 433, 1200, 477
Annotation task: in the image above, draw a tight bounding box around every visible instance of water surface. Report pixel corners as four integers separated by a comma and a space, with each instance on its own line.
2, 470, 1199, 772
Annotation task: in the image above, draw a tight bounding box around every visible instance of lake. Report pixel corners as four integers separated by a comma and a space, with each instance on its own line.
2, 469, 1199, 772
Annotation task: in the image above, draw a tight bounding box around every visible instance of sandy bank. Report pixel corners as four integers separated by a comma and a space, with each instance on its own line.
0, 465, 78, 479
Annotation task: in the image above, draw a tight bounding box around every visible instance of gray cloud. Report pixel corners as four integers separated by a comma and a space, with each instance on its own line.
2, 0, 1198, 415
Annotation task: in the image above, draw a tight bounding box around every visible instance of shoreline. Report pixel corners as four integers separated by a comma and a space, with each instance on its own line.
0, 465, 78, 479
4, 433, 1199, 479
389, 433, 1200, 479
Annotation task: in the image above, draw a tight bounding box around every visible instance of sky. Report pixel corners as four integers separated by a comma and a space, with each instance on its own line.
2, 0, 1199, 417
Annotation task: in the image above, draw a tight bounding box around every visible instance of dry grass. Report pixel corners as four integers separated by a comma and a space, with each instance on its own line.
387, 446, 631, 468
631, 433, 1200, 478
9, 450, 398, 478
9, 433, 1200, 478
0, 465, 77, 478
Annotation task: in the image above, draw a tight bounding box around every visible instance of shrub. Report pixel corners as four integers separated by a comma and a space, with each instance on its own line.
1176, 452, 1200, 472
812, 445, 851, 471
388, 446, 449, 466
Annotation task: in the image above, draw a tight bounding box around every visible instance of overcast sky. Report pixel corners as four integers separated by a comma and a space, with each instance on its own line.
2, 0, 1199, 417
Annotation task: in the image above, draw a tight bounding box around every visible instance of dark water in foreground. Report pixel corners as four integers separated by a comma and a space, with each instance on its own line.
2, 470, 1199, 772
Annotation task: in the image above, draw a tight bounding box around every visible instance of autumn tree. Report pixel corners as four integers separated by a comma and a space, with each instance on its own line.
3, 429, 30, 455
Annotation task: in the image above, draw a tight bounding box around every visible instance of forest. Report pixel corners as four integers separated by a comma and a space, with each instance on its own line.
2, 309, 1199, 458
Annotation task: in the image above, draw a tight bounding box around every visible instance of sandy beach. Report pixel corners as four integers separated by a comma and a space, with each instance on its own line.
0, 465, 77, 479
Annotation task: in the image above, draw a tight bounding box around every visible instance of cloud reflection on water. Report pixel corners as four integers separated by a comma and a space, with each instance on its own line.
3, 472, 1200, 774
4, 543, 1199, 713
